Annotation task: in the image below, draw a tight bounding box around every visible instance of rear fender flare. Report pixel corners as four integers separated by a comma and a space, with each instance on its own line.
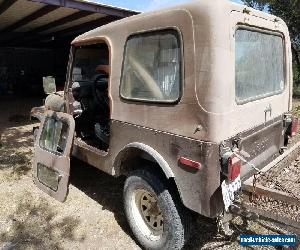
113, 142, 175, 178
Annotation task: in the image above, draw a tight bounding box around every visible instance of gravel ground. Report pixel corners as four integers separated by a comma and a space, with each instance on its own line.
253, 99, 300, 222
258, 158, 300, 200
0, 96, 298, 250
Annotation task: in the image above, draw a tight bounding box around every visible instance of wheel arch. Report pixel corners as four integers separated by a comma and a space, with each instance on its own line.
113, 142, 175, 178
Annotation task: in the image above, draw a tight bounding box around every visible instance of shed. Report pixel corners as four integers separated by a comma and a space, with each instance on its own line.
0, 0, 137, 96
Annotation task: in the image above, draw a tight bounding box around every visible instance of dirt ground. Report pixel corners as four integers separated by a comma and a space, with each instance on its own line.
0, 96, 298, 250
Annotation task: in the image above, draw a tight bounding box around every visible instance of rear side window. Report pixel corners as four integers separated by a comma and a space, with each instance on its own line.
120, 29, 181, 102
235, 28, 285, 104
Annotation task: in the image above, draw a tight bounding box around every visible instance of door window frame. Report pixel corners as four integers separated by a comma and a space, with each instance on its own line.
119, 27, 184, 104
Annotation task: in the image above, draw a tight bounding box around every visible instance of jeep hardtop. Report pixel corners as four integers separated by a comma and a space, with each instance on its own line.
31, 0, 297, 249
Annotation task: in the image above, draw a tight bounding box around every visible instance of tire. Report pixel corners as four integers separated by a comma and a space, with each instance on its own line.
123, 169, 190, 250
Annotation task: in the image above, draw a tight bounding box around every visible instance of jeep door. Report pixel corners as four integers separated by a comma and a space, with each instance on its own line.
33, 110, 75, 202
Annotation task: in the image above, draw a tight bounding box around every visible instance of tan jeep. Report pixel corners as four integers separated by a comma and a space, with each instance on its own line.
32, 0, 297, 249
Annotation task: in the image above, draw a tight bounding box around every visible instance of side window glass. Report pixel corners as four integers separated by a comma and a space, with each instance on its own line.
39, 117, 69, 155
120, 29, 182, 102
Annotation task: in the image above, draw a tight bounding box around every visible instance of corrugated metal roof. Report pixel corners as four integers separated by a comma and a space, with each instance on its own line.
41, 13, 106, 34
0, 0, 138, 47
0, 1, 44, 30
15, 7, 78, 32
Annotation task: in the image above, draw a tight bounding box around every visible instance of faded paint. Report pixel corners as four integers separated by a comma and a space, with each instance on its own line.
32, 0, 293, 218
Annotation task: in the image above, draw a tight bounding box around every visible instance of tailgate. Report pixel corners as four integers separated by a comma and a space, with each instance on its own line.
229, 116, 285, 180
228, 14, 291, 180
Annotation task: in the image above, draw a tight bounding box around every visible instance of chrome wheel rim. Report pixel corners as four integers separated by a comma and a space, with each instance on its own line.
131, 188, 164, 240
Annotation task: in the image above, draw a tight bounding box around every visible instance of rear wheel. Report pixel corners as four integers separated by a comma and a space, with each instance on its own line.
123, 169, 190, 250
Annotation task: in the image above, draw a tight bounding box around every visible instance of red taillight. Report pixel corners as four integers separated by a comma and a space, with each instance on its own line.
178, 157, 201, 170
228, 154, 241, 181
291, 117, 299, 137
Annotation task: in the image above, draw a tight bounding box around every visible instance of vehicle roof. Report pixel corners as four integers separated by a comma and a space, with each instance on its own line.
69, 0, 291, 143
72, 0, 282, 45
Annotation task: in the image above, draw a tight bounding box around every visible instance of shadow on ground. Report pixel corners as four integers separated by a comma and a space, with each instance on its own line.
0, 124, 35, 180
0, 193, 84, 250
0, 100, 39, 180
69, 159, 133, 238
0, 125, 34, 148
69, 159, 262, 250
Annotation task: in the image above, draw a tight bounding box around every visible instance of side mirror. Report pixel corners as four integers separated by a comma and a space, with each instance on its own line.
43, 76, 56, 94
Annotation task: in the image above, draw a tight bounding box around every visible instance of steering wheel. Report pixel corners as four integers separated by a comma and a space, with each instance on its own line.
93, 73, 108, 91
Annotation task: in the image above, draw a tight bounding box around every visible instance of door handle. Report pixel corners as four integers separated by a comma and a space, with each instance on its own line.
264, 104, 272, 115
264, 104, 272, 121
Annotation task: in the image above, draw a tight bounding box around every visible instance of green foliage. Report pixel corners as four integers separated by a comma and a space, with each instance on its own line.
294, 63, 300, 84
242, 0, 300, 86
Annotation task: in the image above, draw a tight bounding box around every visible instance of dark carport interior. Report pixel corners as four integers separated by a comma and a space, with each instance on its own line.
0, 0, 137, 97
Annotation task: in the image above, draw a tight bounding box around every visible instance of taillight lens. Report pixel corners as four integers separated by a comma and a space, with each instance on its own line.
286, 116, 299, 137
291, 117, 299, 137
228, 154, 241, 181
178, 157, 201, 170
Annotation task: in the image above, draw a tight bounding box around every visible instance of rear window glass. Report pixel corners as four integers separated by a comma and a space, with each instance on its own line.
120, 29, 181, 102
235, 29, 285, 103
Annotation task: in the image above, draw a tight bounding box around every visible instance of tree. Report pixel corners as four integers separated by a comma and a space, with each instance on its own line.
242, 0, 266, 10
243, 0, 300, 85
